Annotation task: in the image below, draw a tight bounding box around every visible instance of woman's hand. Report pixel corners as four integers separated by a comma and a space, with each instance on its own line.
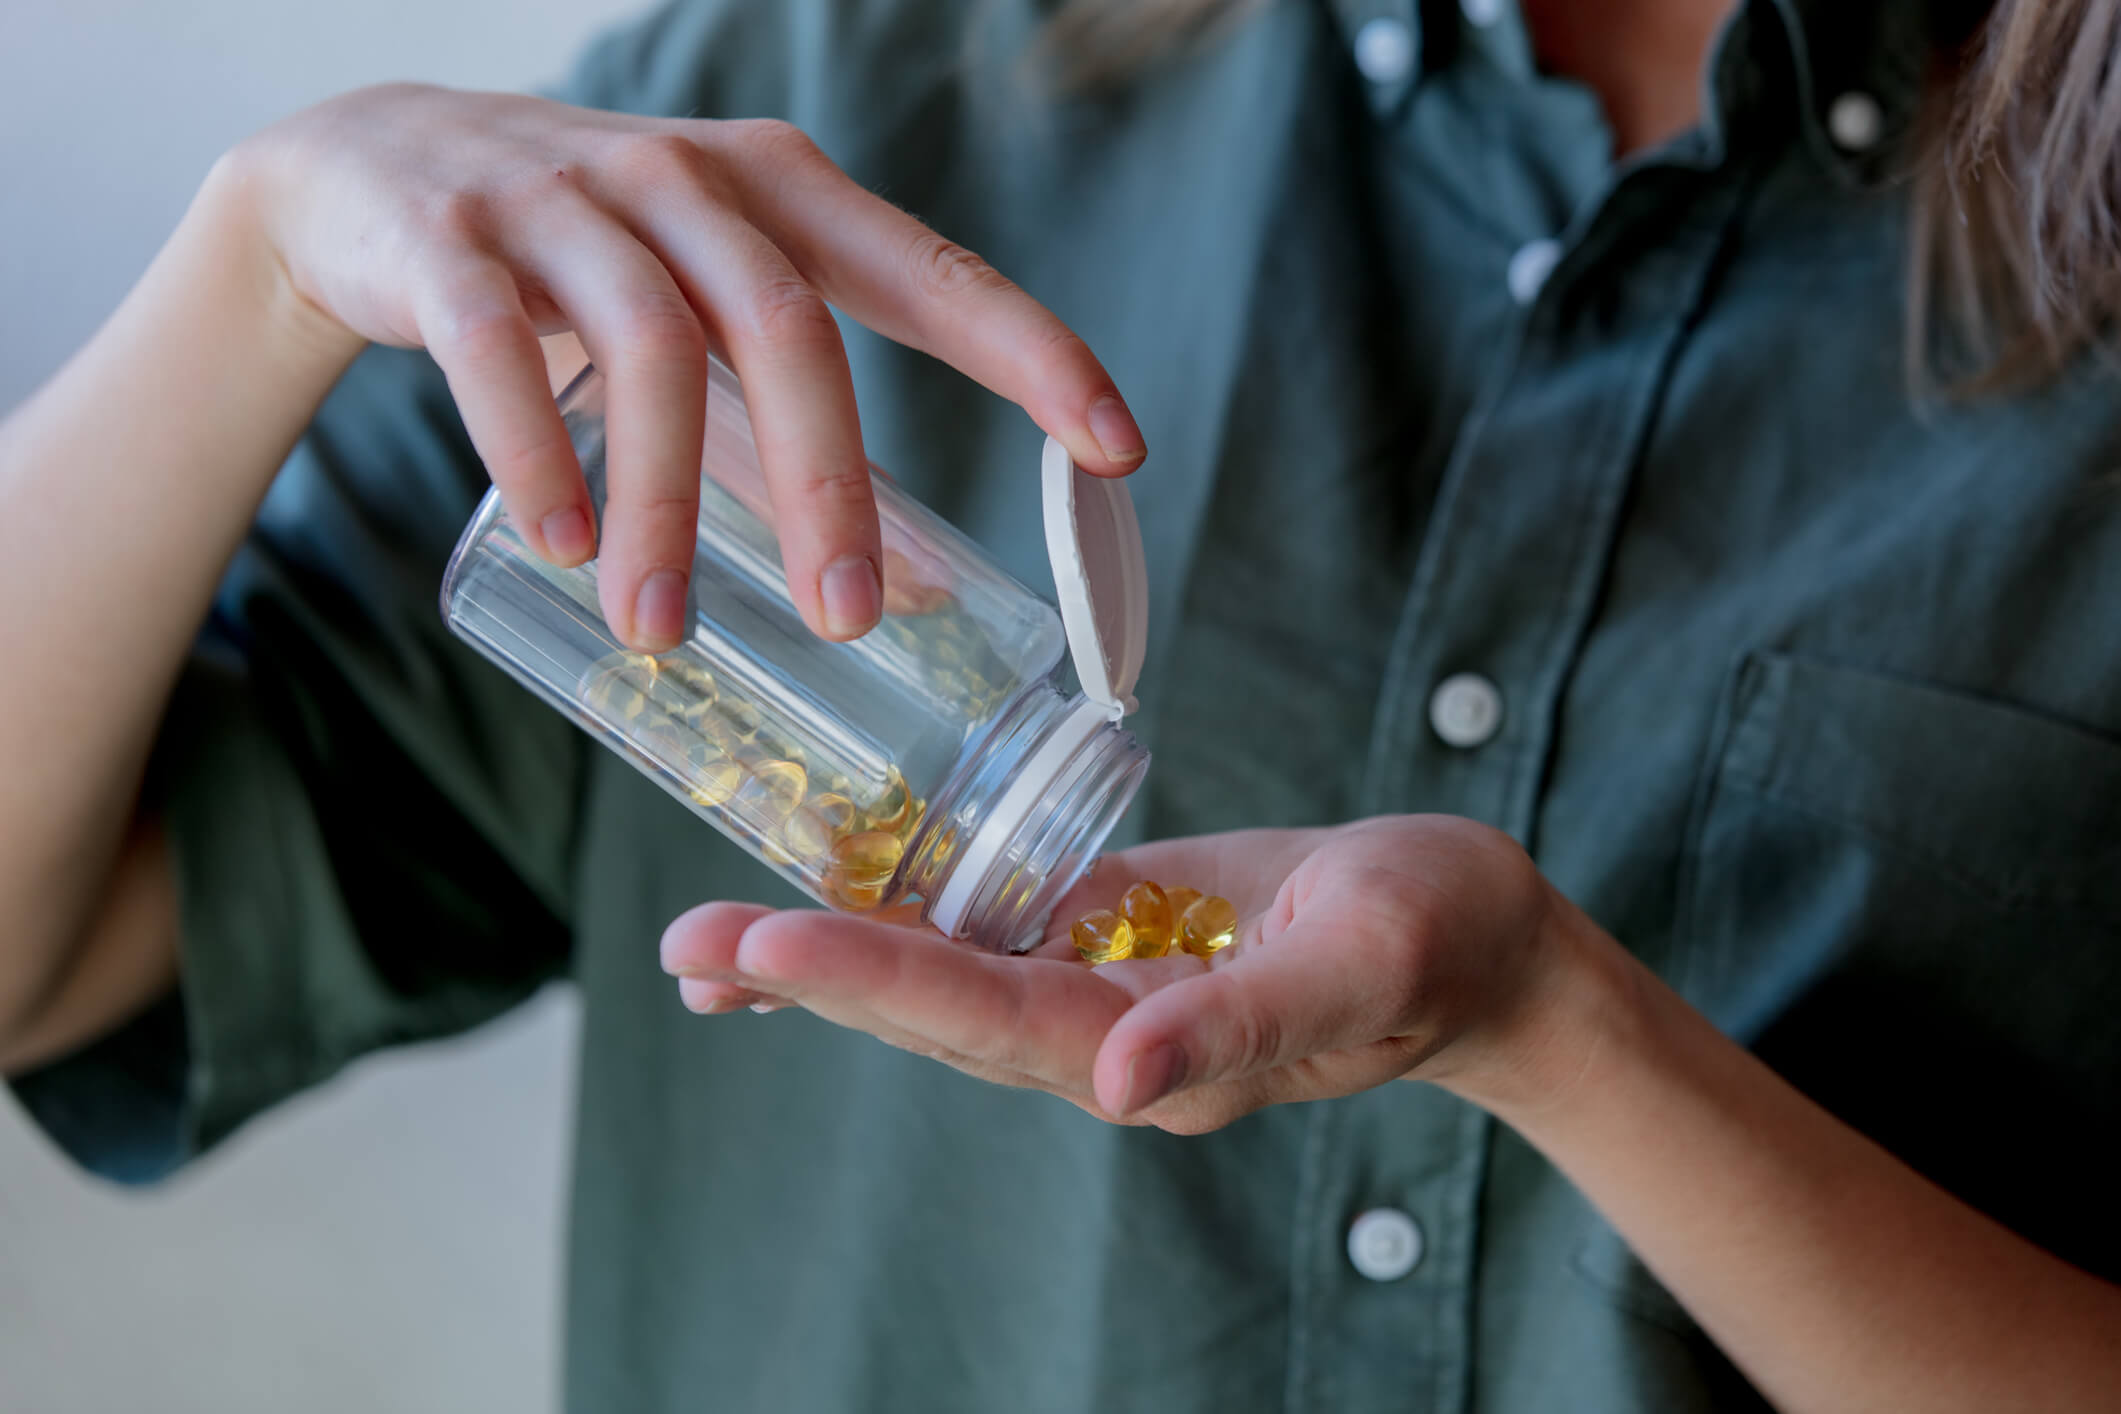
219, 84, 1145, 648
657, 816, 1604, 1128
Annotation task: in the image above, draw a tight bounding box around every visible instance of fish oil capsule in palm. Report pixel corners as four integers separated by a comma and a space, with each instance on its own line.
824, 830, 905, 910
1070, 909, 1134, 964
1165, 886, 1203, 922
1119, 881, 1173, 958
1178, 894, 1237, 957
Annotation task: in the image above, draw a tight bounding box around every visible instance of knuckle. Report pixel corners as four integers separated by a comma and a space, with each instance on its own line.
425, 297, 523, 365
608, 130, 707, 189
490, 423, 575, 485
790, 459, 873, 505
1224, 1000, 1282, 1078
727, 117, 826, 170
424, 188, 498, 246
903, 231, 1011, 301
741, 276, 839, 350
614, 487, 700, 545
1026, 320, 1097, 375
612, 294, 709, 369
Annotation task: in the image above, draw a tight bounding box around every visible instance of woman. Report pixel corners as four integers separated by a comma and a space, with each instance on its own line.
4, 0, 2118, 1408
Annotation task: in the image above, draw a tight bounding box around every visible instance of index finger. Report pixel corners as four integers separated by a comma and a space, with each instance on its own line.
722, 123, 1149, 478
714, 907, 1128, 1085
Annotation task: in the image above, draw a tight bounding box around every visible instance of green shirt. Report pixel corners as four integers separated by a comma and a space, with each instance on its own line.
17, 1, 2121, 1409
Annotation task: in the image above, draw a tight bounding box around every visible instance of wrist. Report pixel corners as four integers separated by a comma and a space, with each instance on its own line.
1432, 885, 1649, 1126
184, 142, 366, 380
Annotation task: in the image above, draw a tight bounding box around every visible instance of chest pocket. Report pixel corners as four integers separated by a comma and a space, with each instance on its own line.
1675, 651, 2121, 1278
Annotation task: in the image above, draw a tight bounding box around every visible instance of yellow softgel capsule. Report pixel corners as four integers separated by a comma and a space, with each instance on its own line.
823, 830, 905, 911
734, 757, 808, 824
1119, 881, 1173, 959
716, 696, 765, 740
807, 792, 859, 836
1165, 886, 1203, 921
632, 717, 711, 772
779, 805, 837, 861
577, 653, 663, 725
1178, 894, 1237, 957
926, 822, 960, 871
1070, 909, 1134, 964
659, 657, 717, 706
864, 769, 914, 834
687, 757, 742, 808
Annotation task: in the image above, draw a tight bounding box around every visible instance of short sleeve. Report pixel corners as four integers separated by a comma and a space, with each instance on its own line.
9, 345, 586, 1180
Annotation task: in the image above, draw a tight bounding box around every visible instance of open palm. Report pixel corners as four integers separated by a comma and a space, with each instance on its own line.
659, 816, 1564, 1130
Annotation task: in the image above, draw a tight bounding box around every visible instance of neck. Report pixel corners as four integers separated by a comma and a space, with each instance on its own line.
1518, 0, 1739, 155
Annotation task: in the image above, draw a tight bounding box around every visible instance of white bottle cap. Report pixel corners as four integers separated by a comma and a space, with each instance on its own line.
923, 439, 1149, 943
1042, 436, 1147, 718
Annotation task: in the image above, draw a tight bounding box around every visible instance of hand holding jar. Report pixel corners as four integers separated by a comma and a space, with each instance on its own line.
224, 83, 1145, 646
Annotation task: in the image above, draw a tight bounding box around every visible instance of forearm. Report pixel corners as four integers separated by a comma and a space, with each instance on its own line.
1457, 900, 2121, 1412
0, 153, 361, 1041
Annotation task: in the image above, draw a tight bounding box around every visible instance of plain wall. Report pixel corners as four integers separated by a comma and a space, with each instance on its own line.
1, 2, 648, 1410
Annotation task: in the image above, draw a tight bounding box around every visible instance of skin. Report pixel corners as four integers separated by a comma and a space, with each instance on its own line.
0, 88, 1140, 1072
6, 1, 2118, 1407
661, 821, 2121, 1412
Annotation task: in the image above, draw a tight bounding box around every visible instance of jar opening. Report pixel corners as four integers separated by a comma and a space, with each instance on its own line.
917, 690, 1148, 951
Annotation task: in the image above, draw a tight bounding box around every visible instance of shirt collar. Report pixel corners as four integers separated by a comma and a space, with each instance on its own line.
1767, 0, 1983, 181
1324, 0, 1979, 181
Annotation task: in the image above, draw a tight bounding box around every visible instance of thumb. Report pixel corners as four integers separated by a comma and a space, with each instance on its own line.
1090, 912, 1418, 1116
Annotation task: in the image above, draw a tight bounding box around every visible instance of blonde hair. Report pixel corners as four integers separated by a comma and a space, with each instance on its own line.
1918, 1, 2121, 389
1045, 0, 2121, 392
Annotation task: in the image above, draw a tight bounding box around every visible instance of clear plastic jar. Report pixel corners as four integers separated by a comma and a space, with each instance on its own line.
441, 359, 1150, 952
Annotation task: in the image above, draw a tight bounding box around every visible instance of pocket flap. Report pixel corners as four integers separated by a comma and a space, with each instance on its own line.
1721, 655, 2121, 917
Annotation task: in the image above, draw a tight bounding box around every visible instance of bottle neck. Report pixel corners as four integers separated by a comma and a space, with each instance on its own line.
912, 684, 1149, 952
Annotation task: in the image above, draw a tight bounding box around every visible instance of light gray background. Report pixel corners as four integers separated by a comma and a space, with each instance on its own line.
2, 2, 647, 1410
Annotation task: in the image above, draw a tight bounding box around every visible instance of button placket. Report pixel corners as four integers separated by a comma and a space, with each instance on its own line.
1361, 169, 1756, 841
1285, 1091, 1492, 1414
1331, 0, 1422, 112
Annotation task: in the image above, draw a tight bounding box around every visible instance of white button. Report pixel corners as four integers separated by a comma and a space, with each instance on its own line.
1429, 672, 1503, 749
1506, 238, 1562, 306
1826, 91, 1884, 152
1347, 1208, 1424, 1282
1461, 0, 1507, 28
1353, 17, 1415, 85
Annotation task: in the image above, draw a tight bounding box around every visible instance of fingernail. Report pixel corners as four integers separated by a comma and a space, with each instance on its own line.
633, 569, 687, 649
1119, 1042, 1188, 1113
539, 506, 594, 563
1087, 395, 1145, 466
819, 554, 882, 638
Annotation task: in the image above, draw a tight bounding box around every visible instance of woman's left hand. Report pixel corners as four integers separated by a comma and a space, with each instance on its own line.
660, 816, 1609, 1127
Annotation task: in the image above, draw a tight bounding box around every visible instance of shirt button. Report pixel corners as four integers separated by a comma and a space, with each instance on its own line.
1430, 672, 1504, 748
1826, 91, 1885, 152
1347, 1208, 1425, 1282
1461, 0, 1507, 28
1506, 238, 1562, 306
1352, 17, 1415, 85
